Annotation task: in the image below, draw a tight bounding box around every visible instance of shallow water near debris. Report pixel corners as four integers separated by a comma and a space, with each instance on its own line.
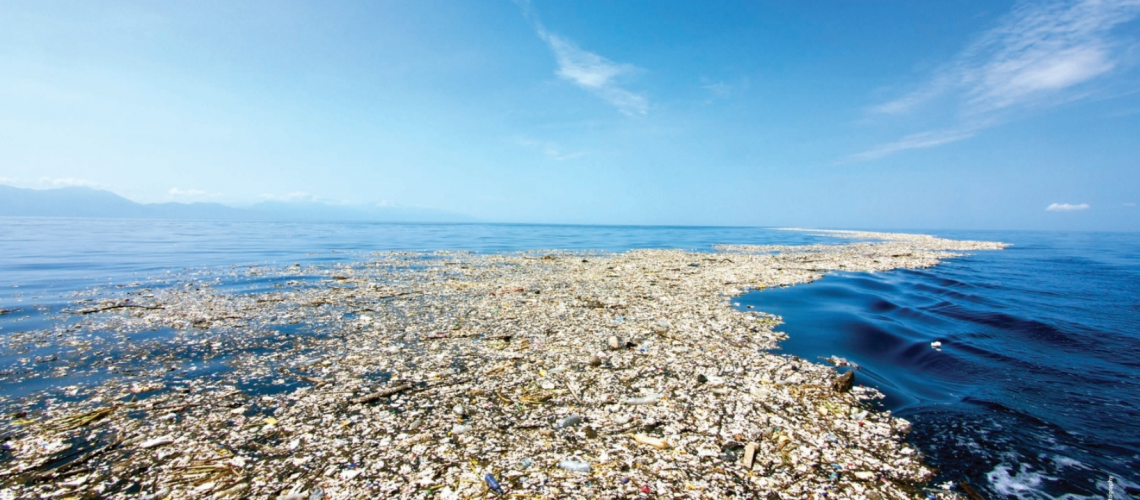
739, 230, 1140, 499
2, 219, 1137, 498
1, 218, 851, 450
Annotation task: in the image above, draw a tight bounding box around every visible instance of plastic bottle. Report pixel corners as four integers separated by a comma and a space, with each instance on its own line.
484, 473, 503, 495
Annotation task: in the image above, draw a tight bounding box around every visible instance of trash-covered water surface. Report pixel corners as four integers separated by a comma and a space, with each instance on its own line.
0, 230, 1006, 499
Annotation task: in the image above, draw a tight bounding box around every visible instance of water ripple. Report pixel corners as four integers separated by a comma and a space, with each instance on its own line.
739, 230, 1140, 499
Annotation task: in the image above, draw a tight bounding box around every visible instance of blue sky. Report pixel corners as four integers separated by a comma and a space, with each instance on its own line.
1, 0, 1138, 230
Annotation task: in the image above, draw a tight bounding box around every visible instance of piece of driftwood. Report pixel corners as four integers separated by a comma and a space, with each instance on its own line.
348, 383, 412, 404
959, 481, 987, 500
76, 304, 164, 315
277, 367, 327, 386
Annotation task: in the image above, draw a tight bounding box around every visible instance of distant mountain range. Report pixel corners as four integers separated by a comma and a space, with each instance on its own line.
0, 185, 473, 222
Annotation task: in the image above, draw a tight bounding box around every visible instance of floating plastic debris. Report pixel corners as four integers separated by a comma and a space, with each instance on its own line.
0, 230, 1006, 498
558, 460, 592, 473
557, 414, 582, 428
623, 393, 663, 405
484, 473, 504, 495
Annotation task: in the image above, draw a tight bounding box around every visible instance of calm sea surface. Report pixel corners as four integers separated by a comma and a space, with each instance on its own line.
1, 218, 1137, 499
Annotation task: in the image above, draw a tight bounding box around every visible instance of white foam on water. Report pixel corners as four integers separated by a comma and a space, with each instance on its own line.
987, 462, 1137, 500
1050, 455, 1086, 471
987, 463, 1054, 499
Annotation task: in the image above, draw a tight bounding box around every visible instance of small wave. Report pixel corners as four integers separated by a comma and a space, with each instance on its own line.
869, 298, 899, 312
988, 463, 1054, 499
986, 461, 1138, 500
741, 236, 1140, 499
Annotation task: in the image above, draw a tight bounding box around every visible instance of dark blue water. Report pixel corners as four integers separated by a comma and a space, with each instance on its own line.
2, 219, 1137, 498
739, 231, 1140, 499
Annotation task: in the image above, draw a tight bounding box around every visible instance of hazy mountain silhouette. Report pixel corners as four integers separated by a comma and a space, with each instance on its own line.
0, 186, 473, 222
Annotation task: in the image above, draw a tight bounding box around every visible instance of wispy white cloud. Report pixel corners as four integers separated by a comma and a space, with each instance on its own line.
857, 0, 1140, 161
843, 129, 977, 163
169, 188, 205, 197
0, 176, 110, 190
962, 3, 1136, 114
883, 0, 1139, 115
515, 0, 648, 115
870, 82, 953, 116
37, 177, 109, 189
258, 191, 320, 202
699, 77, 749, 100
1123, 202, 1136, 207
167, 187, 221, 198
1046, 202, 1090, 211
514, 136, 591, 161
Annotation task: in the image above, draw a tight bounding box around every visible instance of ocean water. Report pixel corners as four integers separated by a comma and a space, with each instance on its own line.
1, 219, 1137, 498
0, 218, 836, 400
739, 230, 1140, 499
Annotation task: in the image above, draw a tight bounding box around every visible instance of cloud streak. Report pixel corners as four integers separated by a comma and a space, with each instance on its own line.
699, 77, 749, 101
1046, 202, 1090, 211
515, 0, 648, 115
514, 136, 590, 161
883, 0, 1139, 115
842, 129, 977, 163
38, 177, 109, 189
854, 0, 1140, 161
0, 177, 111, 190
258, 191, 321, 202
